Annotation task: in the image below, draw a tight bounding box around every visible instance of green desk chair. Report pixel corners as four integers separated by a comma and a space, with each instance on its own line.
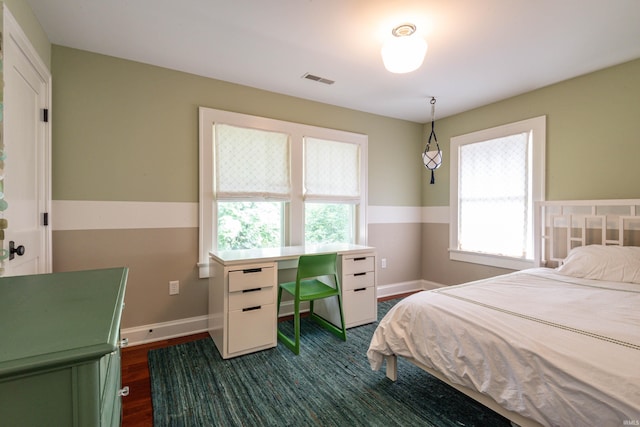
277, 253, 347, 355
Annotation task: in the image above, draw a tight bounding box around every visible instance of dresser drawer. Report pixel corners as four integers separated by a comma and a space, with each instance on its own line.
342, 255, 375, 275
229, 265, 276, 292
228, 286, 274, 311
228, 303, 276, 354
342, 271, 374, 291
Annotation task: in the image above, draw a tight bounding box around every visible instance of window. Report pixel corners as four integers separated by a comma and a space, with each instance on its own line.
305, 203, 355, 245
199, 107, 368, 277
218, 201, 283, 250
303, 137, 360, 245
214, 124, 289, 250
450, 116, 545, 270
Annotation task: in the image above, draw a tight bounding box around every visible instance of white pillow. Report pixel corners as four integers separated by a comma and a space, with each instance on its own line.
557, 245, 640, 283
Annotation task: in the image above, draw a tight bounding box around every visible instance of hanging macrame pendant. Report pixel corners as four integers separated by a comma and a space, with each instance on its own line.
422, 97, 442, 184
422, 149, 442, 184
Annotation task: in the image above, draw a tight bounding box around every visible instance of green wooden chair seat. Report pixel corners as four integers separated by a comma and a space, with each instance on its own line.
279, 279, 338, 301
277, 253, 347, 355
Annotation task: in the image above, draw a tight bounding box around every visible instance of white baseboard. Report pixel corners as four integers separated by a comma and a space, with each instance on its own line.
120, 315, 210, 347
376, 280, 422, 298
376, 279, 445, 298
277, 300, 310, 317
121, 280, 446, 347
421, 279, 446, 291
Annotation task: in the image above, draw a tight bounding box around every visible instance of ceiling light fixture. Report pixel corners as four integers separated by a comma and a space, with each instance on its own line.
381, 23, 428, 73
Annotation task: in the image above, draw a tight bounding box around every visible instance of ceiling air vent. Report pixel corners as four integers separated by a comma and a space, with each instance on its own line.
302, 73, 335, 85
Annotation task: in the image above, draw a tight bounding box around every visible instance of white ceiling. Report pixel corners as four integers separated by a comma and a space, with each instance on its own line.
26, 0, 640, 123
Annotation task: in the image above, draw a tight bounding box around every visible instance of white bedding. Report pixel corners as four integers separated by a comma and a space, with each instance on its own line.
367, 268, 640, 426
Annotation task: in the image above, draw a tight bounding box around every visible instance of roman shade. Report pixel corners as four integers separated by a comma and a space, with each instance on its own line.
215, 124, 290, 200
304, 137, 360, 202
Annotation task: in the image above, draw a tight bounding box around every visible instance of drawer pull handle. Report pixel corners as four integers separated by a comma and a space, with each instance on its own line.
354, 272, 367, 277
118, 386, 130, 397
354, 257, 367, 261
242, 287, 262, 293
354, 287, 367, 292
243, 306, 262, 312
243, 268, 262, 274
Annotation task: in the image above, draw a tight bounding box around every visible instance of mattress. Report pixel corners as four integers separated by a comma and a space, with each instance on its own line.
367, 268, 640, 426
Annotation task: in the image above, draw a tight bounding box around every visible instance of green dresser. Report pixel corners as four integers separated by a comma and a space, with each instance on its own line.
0, 268, 128, 427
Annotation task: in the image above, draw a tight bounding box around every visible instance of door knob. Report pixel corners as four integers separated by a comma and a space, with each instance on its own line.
9, 241, 25, 260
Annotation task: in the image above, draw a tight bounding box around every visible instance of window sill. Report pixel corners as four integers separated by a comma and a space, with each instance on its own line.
198, 261, 212, 279
449, 249, 534, 271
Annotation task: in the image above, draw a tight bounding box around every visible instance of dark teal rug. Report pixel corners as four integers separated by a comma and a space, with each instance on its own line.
149, 299, 510, 426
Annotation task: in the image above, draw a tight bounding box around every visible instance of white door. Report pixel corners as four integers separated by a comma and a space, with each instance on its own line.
2, 7, 51, 276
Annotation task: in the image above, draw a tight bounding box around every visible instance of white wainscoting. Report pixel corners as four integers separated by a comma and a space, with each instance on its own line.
51, 200, 199, 230
368, 205, 450, 224
52, 201, 450, 230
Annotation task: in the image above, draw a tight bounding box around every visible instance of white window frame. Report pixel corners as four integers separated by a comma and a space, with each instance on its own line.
198, 107, 368, 278
449, 115, 546, 270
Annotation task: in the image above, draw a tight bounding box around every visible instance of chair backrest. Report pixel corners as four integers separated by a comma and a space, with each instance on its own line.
296, 253, 338, 281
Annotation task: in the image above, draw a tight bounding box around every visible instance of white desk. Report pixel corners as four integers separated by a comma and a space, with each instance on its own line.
208, 244, 377, 358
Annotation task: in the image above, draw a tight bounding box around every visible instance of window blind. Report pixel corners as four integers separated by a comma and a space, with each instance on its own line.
214, 124, 290, 200
304, 137, 360, 201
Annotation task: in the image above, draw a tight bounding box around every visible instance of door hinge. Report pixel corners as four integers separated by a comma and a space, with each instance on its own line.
42, 108, 49, 123
43, 212, 49, 226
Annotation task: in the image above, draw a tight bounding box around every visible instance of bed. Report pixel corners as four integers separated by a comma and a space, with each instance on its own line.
367, 200, 640, 427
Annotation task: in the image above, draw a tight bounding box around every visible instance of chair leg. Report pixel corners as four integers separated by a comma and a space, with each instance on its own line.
335, 292, 347, 341
277, 287, 283, 316
310, 295, 347, 342
277, 294, 301, 355
293, 299, 300, 354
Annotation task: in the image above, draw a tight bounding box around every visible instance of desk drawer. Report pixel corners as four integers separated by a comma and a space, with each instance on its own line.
229, 265, 276, 292
343, 271, 374, 291
342, 256, 375, 275
228, 303, 276, 354
228, 287, 274, 311
344, 286, 376, 327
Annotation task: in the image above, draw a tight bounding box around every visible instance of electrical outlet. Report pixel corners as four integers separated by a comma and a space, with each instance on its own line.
381, 258, 387, 269
169, 280, 180, 295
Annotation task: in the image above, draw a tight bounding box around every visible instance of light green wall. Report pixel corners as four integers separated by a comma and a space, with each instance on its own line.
3, 0, 50, 67
52, 45, 423, 207
422, 58, 640, 206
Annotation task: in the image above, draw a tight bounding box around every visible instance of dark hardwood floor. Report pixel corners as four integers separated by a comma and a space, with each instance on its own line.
121, 332, 210, 426
120, 293, 414, 426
